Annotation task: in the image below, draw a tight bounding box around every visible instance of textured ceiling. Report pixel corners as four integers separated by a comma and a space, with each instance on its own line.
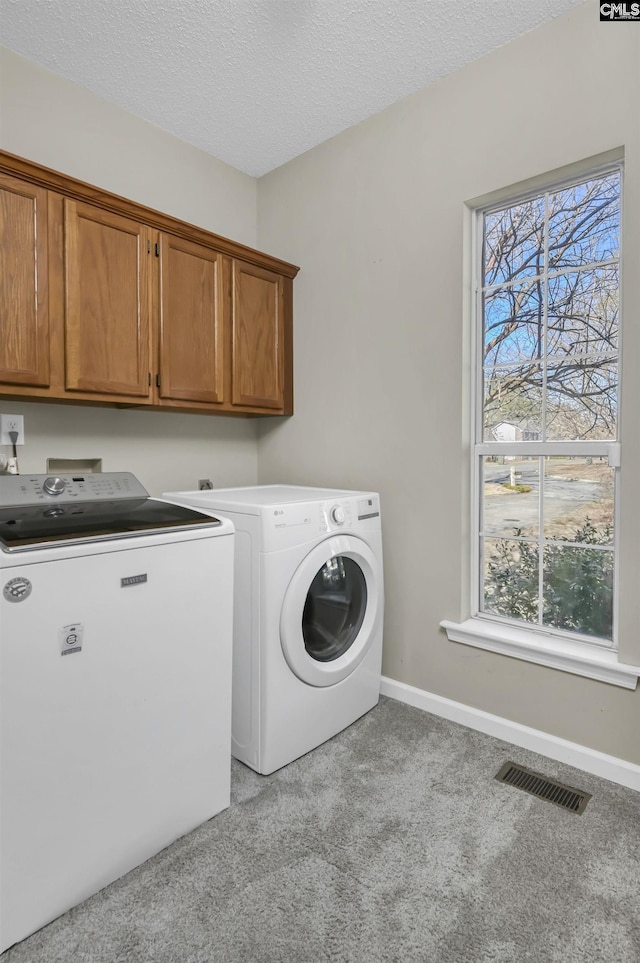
0, 0, 587, 177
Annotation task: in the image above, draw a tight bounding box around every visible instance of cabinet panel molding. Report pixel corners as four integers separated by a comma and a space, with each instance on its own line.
64, 200, 152, 398
0, 150, 298, 278
0, 173, 50, 387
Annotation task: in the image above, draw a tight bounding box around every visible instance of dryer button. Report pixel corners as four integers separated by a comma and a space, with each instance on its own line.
331, 505, 345, 525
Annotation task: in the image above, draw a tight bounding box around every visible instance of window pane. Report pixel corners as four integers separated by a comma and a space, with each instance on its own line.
482, 536, 539, 624
482, 457, 539, 538
483, 281, 543, 367
484, 197, 545, 286
547, 267, 618, 360
483, 363, 542, 441
543, 544, 614, 640
543, 457, 614, 544
546, 358, 617, 441
547, 173, 620, 270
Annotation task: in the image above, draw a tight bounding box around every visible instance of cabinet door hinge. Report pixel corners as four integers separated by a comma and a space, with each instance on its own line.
156, 374, 160, 388
148, 373, 152, 386
155, 243, 159, 257
147, 241, 151, 254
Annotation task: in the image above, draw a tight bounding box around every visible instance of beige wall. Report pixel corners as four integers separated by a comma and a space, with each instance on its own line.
257, 2, 640, 763
0, 47, 259, 494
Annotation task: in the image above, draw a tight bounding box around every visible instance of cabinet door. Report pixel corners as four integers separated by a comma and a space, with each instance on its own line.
158, 234, 225, 404
64, 200, 152, 398
0, 174, 50, 386
231, 261, 284, 410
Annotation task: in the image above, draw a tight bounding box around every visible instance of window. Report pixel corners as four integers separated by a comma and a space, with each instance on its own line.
442, 162, 639, 689
477, 167, 621, 645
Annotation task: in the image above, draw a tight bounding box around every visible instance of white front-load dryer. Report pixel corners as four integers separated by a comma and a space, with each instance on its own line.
162, 485, 384, 774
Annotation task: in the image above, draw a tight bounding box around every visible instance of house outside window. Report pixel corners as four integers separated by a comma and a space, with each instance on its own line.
442, 160, 639, 691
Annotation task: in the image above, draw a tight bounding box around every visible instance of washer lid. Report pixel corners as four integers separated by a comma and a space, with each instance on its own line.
0, 498, 223, 553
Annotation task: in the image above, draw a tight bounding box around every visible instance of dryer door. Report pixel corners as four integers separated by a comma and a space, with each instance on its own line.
280, 534, 382, 687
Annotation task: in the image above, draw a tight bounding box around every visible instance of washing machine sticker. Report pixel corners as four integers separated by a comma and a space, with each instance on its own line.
280, 534, 382, 687
3, 576, 32, 603
59, 623, 84, 656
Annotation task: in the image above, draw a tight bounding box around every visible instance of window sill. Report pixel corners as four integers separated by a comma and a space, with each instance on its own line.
440, 617, 639, 690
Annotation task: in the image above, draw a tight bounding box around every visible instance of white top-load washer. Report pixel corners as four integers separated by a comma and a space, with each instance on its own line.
0, 472, 234, 953
162, 485, 384, 775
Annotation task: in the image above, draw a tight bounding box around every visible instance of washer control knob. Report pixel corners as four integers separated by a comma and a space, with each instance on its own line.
331, 505, 345, 525
43, 476, 66, 496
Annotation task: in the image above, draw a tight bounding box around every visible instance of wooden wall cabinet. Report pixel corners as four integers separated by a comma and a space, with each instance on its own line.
0, 151, 298, 416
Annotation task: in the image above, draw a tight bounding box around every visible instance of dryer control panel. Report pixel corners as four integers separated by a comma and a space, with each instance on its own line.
263, 494, 380, 550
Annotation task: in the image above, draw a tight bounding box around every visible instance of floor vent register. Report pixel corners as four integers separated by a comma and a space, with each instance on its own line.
495, 761, 591, 815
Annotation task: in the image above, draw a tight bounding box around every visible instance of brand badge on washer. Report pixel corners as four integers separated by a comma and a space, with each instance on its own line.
3, 576, 32, 603
60, 623, 83, 656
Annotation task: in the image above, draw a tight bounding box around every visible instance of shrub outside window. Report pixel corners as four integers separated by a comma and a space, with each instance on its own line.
475, 167, 621, 647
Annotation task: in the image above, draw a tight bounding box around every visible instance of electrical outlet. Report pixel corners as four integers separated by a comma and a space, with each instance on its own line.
0, 414, 25, 446
198, 478, 214, 490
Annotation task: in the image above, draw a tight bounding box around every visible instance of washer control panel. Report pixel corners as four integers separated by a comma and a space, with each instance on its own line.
42, 476, 67, 496
0, 472, 149, 508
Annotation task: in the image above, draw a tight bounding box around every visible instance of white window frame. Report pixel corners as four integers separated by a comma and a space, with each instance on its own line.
442, 160, 640, 690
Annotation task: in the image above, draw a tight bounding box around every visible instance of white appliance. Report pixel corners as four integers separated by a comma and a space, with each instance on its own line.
0, 472, 234, 953
162, 485, 384, 775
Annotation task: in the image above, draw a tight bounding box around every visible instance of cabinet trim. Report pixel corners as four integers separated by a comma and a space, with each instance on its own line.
0, 150, 299, 279
0, 152, 296, 417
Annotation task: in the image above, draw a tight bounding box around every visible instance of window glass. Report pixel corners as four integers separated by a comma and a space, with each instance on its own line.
484, 196, 545, 285
483, 364, 542, 442
543, 457, 614, 543
483, 282, 543, 367
546, 267, 619, 360
542, 544, 614, 639
481, 456, 540, 538
477, 167, 620, 646
482, 536, 539, 625
545, 359, 617, 441
547, 174, 620, 269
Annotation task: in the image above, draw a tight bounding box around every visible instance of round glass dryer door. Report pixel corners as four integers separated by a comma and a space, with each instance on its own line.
302, 556, 367, 662
280, 535, 382, 687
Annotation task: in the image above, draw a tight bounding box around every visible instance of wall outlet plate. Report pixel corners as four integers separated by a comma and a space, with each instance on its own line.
198, 479, 214, 490
0, 414, 25, 446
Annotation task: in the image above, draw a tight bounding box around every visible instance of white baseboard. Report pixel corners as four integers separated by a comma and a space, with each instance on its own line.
380, 676, 640, 793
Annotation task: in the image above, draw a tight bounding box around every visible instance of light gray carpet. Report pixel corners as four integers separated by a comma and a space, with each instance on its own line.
3, 696, 640, 963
